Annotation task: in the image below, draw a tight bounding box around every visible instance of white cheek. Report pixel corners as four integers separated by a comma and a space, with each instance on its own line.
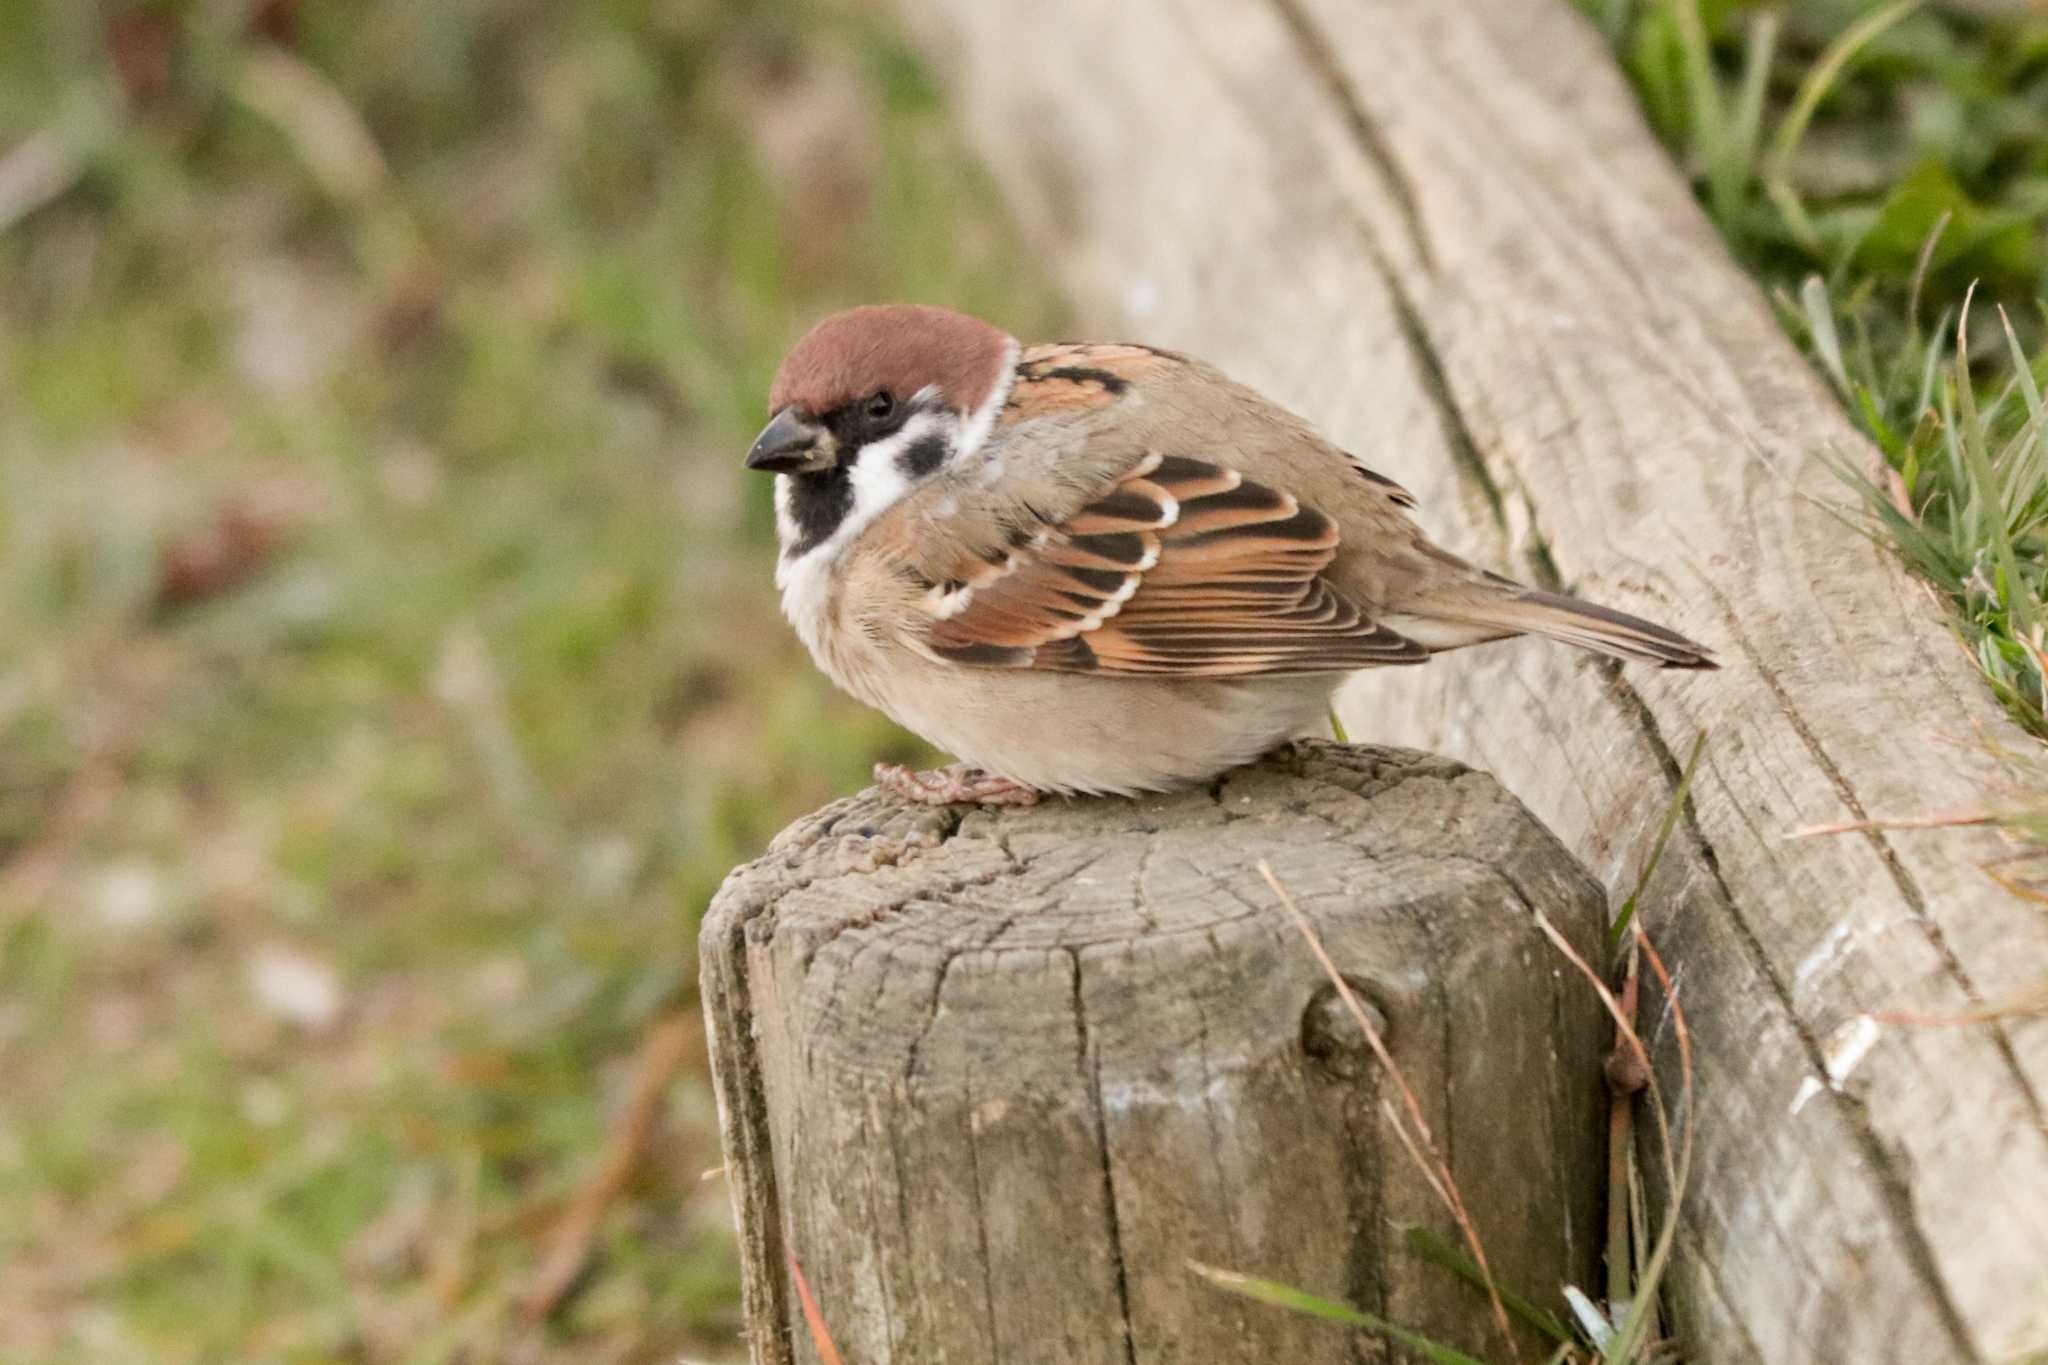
848, 431, 917, 518
957, 339, 1020, 468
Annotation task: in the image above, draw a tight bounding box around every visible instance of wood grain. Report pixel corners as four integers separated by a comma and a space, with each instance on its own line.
703, 742, 1610, 1363
885, 1, 2048, 1360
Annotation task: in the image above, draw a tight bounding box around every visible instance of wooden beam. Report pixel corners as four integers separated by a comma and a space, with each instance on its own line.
886, 1, 2048, 1361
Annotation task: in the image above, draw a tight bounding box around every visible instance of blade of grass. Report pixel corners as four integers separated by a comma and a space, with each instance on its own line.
1604, 954, 1643, 1318
1765, 0, 1922, 181
2001, 307, 2044, 424
1666, 0, 1725, 179
1403, 1225, 1575, 1346
1709, 7, 1778, 224
1187, 1261, 1490, 1365
1763, 175, 1824, 257
1627, 1141, 1653, 1340
1530, 912, 1694, 1363
1906, 211, 1954, 342
1801, 276, 1853, 401
1956, 286, 2038, 641
1918, 307, 1952, 416
1258, 860, 1521, 1361
1786, 808, 1991, 839
1759, 1, 1921, 256
1608, 730, 1706, 948
1601, 928, 1696, 1364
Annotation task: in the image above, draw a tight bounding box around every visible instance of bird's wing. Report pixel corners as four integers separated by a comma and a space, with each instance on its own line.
909, 451, 1424, 677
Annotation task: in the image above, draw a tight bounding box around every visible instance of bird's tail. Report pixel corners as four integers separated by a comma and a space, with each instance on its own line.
1384, 586, 1716, 669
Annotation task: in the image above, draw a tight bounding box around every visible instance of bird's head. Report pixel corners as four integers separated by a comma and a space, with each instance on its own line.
748, 304, 1017, 566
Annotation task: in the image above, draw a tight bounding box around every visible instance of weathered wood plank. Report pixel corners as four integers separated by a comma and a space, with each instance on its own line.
887, 1, 2048, 1360
703, 743, 1610, 1363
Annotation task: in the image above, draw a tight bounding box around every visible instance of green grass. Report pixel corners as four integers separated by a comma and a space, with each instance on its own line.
1589, 0, 2048, 733
0, 1, 1057, 1360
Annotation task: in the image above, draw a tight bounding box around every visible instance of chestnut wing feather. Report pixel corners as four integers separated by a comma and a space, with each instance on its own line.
922, 454, 1424, 676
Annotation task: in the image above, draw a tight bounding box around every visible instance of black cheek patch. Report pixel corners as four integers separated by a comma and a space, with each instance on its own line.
896, 434, 949, 479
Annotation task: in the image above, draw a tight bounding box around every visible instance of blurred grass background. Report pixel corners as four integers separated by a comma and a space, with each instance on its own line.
11, 0, 2048, 1360
0, 1, 1057, 1360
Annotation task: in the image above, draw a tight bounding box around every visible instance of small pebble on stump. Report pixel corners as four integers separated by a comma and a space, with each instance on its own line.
702, 740, 1611, 1363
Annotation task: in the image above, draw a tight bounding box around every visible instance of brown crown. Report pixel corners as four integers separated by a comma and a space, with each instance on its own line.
768, 305, 1012, 418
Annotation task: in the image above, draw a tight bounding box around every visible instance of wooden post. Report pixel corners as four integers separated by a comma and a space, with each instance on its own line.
704, 741, 1611, 1363
882, 1, 2048, 1360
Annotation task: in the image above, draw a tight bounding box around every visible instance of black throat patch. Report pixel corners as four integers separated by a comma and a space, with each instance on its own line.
784, 463, 854, 559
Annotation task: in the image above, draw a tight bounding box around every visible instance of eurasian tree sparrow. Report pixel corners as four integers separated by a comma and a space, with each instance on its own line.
747, 304, 1712, 806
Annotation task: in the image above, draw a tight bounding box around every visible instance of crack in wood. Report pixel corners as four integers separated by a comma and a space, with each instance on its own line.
1266, 0, 1436, 274
1371, 250, 1509, 538
1271, 0, 1602, 603
962, 1070, 1005, 1360
810, 858, 1028, 1021
1248, 22, 1510, 552
905, 905, 1027, 1082
1190, 995, 1247, 1279
903, 952, 959, 1085
1594, 668, 1984, 1363
1071, 947, 1140, 1365
872, 1099, 913, 1350
1682, 1226, 1773, 1365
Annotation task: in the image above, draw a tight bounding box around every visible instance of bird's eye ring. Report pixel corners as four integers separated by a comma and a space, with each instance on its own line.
864, 391, 895, 422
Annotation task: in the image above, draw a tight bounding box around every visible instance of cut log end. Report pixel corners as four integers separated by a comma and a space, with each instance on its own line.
702, 740, 1612, 1364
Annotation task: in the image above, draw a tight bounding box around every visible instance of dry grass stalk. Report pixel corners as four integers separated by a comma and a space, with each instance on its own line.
1533, 913, 1697, 1363
789, 1253, 846, 1365
519, 1012, 698, 1320
1603, 956, 1643, 1318
1257, 859, 1521, 1362
1872, 977, 2048, 1028
1784, 809, 1993, 839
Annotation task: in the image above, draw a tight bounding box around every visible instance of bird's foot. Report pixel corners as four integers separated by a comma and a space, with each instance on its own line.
873, 762, 1043, 807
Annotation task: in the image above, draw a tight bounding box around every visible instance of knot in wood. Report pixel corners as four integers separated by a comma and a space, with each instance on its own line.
1299, 977, 1392, 1081
1604, 1041, 1652, 1095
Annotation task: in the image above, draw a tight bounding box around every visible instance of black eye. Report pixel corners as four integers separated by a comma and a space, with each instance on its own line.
864, 391, 895, 422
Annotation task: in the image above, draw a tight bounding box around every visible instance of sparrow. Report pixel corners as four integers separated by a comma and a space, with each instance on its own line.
747, 304, 1713, 806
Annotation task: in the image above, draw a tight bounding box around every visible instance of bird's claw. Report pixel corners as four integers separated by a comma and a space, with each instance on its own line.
873, 762, 1042, 807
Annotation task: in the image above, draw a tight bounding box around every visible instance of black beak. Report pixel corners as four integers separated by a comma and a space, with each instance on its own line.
745, 408, 828, 474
